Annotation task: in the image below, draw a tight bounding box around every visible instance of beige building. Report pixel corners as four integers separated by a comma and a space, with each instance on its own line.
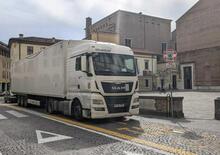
85, 10, 171, 91
176, 0, 220, 90
9, 34, 62, 63
0, 41, 10, 91
91, 32, 119, 44
90, 31, 158, 91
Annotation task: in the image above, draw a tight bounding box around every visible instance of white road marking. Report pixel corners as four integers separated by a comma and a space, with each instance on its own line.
6, 110, 28, 118
36, 130, 72, 144
124, 151, 143, 155
0, 114, 7, 120
172, 130, 185, 134
0, 151, 2, 155
5, 106, 171, 155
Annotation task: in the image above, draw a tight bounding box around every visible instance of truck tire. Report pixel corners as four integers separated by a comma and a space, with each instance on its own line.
17, 96, 21, 106
20, 96, 24, 107
72, 100, 83, 121
23, 96, 28, 107
20, 96, 28, 107
47, 98, 54, 114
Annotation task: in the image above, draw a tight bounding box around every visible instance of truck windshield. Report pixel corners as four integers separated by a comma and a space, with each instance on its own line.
92, 53, 136, 76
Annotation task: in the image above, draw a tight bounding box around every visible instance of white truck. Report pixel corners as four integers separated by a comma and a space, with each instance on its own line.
11, 40, 139, 120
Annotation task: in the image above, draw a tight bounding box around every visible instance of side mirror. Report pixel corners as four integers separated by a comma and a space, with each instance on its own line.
134, 58, 139, 75
81, 55, 87, 72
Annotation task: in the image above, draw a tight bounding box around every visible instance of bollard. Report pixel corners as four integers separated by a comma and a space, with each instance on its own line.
215, 98, 220, 120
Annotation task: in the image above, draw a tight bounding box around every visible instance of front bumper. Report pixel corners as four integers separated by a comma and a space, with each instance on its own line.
89, 93, 139, 119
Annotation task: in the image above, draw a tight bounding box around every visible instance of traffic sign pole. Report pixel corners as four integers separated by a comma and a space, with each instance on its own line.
163, 49, 177, 117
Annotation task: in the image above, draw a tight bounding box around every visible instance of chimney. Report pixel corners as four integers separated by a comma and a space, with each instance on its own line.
19, 34, 24, 38
85, 17, 92, 39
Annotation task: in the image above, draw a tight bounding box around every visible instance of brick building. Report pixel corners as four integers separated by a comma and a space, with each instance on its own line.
176, 0, 220, 90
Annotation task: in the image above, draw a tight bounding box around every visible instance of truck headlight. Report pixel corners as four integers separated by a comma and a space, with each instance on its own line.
133, 97, 139, 103
93, 99, 104, 105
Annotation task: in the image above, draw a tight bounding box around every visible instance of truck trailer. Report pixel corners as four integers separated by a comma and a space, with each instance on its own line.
11, 40, 139, 119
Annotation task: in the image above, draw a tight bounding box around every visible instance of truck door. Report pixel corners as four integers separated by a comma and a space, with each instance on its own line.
75, 56, 90, 92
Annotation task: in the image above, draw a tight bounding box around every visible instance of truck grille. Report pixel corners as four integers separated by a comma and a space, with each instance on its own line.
104, 96, 131, 113
101, 82, 133, 93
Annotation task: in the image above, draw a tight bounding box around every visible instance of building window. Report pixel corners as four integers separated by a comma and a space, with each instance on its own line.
161, 43, 167, 54
145, 60, 149, 70
27, 46, 33, 55
145, 79, 149, 87
75, 57, 81, 71
2, 71, 5, 79
125, 39, 132, 47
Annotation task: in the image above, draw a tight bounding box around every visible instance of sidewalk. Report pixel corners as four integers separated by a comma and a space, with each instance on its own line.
139, 91, 220, 119
138, 91, 220, 133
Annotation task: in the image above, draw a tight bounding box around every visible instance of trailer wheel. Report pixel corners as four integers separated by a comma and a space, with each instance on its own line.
47, 98, 54, 114
20, 96, 24, 107
23, 96, 28, 107
17, 96, 21, 106
20, 96, 28, 107
72, 100, 83, 121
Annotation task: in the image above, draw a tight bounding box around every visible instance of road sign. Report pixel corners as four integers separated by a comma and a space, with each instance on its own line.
165, 62, 177, 69
163, 49, 177, 62
163, 49, 177, 69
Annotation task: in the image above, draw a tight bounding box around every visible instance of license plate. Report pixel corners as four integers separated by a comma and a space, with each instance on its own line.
114, 104, 125, 108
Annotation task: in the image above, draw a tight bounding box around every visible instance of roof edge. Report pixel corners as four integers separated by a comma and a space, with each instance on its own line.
176, 0, 200, 23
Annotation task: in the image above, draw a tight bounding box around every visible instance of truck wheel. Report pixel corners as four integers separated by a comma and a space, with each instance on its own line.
20, 96, 24, 107
23, 96, 28, 107
47, 99, 54, 114
72, 100, 83, 121
17, 96, 21, 106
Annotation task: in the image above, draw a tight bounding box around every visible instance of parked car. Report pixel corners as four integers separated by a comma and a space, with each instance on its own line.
4, 91, 17, 103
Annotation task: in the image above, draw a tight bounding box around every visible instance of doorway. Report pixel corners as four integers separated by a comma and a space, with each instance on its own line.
183, 66, 192, 89
160, 79, 164, 90
172, 75, 177, 89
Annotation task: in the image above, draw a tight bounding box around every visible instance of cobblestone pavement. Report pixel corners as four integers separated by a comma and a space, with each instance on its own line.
0, 93, 220, 155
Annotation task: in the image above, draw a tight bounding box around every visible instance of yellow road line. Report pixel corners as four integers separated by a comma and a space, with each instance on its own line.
132, 126, 143, 131
1, 104, 196, 155
118, 127, 143, 135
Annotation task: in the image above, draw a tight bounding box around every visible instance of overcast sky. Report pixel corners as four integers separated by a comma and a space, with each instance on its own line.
0, 0, 199, 44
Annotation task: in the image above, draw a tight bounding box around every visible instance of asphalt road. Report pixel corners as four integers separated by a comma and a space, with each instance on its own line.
0, 104, 169, 155
0, 102, 220, 155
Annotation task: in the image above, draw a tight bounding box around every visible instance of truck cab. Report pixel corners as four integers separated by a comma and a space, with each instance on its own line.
67, 41, 139, 119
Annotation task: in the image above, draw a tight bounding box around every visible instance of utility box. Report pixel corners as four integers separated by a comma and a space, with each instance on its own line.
215, 98, 220, 120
